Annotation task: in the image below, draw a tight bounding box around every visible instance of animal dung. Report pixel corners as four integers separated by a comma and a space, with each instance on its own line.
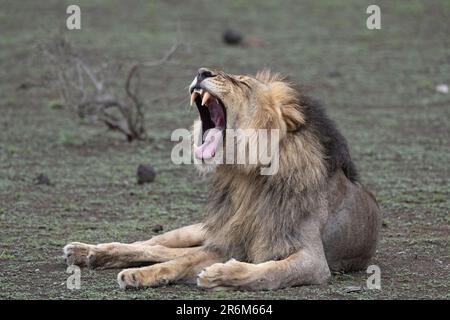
151, 224, 164, 233
136, 164, 156, 184
35, 173, 52, 186
222, 29, 243, 45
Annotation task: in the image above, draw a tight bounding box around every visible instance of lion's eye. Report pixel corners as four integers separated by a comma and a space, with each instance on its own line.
238, 80, 251, 90
203, 70, 213, 78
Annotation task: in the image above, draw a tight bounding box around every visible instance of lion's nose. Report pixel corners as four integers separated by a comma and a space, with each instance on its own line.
197, 68, 214, 83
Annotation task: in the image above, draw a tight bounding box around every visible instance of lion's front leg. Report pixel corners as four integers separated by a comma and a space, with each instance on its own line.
63, 223, 205, 269
197, 249, 331, 291
197, 222, 331, 291
63, 242, 199, 269
117, 248, 222, 289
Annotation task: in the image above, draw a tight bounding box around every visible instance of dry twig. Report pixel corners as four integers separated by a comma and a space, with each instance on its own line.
40, 35, 186, 141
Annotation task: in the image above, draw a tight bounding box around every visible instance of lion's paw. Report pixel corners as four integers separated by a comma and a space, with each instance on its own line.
197, 259, 252, 289
117, 265, 171, 290
117, 268, 143, 290
63, 242, 95, 267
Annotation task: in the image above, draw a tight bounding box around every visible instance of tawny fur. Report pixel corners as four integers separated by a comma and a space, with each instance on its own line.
63, 68, 381, 291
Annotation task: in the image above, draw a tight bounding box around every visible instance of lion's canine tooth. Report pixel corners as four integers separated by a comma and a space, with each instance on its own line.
190, 91, 198, 106
202, 91, 211, 106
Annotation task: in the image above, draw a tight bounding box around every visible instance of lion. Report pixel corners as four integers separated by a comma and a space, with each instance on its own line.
63, 68, 381, 290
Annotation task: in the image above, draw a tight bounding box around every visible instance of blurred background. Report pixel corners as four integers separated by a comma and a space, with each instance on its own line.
0, 0, 449, 299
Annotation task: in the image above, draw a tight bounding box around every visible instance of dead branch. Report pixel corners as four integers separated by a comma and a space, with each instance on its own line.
40, 34, 186, 142
142, 41, 185, 67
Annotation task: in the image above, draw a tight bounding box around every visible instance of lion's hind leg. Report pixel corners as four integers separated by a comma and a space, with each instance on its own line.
135, 223, 205, 248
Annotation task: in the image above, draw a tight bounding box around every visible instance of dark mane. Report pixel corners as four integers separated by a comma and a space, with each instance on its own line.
297, 95, 359, 182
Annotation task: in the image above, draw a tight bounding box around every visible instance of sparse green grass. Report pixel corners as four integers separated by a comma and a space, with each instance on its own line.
57, 130, 84, 146
48, 100, 65, 110
0, 0, 449, 300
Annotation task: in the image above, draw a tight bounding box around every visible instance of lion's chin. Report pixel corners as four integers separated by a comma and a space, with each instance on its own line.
194, 161, 218, 175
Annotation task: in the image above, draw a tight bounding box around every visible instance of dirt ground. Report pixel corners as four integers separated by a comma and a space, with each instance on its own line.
0, 0, 449, 299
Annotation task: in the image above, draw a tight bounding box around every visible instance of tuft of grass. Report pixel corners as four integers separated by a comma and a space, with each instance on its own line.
5, 96, 17, 106
57, 131, 83, 146
48, 100, 65, 110
0, 250, 16, 260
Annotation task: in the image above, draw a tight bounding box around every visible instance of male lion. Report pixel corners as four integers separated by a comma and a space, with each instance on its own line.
63, 68, 381, 290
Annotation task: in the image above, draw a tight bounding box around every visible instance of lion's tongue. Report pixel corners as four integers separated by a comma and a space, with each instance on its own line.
195, 128, 223, 160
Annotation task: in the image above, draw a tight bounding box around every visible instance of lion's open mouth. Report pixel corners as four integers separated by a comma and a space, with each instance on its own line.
190, 88, 226, 160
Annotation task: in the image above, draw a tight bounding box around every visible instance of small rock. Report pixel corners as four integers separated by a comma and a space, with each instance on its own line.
327, 70, 342, 78
35, 174, 52, 186
17, 81, 35, 90
436, 84, 449, 94
151, 224, 164, 233
223, 29, 243, 45
137, 165, 156, 184
344, 286, 362, 293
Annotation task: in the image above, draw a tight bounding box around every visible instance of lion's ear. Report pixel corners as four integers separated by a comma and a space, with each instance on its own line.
266, 81, 305, 132
281, 105, 305, 131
